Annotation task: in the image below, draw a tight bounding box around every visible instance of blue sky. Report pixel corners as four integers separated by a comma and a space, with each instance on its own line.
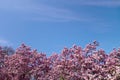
0, 0, 120, 56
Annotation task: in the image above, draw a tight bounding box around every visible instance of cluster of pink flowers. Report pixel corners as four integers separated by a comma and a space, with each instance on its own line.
0, 41, 120, 80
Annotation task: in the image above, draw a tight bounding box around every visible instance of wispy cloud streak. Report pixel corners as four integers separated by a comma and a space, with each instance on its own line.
0, 39, 13, 46
82, 0, 120, 7
0, 0, 118, 23
66, 0, 120, 7
0, 0, 94, 22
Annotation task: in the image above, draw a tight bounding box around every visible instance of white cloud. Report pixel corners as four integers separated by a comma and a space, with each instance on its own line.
0, 0, 118, 23
67, 0, 120, 7
0, 39, 13, 46
0, 0, 94, 22
83, 0, 120, 7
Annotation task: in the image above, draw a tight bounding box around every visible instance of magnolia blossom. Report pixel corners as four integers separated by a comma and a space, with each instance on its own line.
0, 41, 120, 80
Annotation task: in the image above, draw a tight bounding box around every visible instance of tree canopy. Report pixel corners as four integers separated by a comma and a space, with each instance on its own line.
0, 41, 120, 80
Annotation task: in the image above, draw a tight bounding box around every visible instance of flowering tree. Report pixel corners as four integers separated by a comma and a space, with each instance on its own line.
0, 41, 120, 80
